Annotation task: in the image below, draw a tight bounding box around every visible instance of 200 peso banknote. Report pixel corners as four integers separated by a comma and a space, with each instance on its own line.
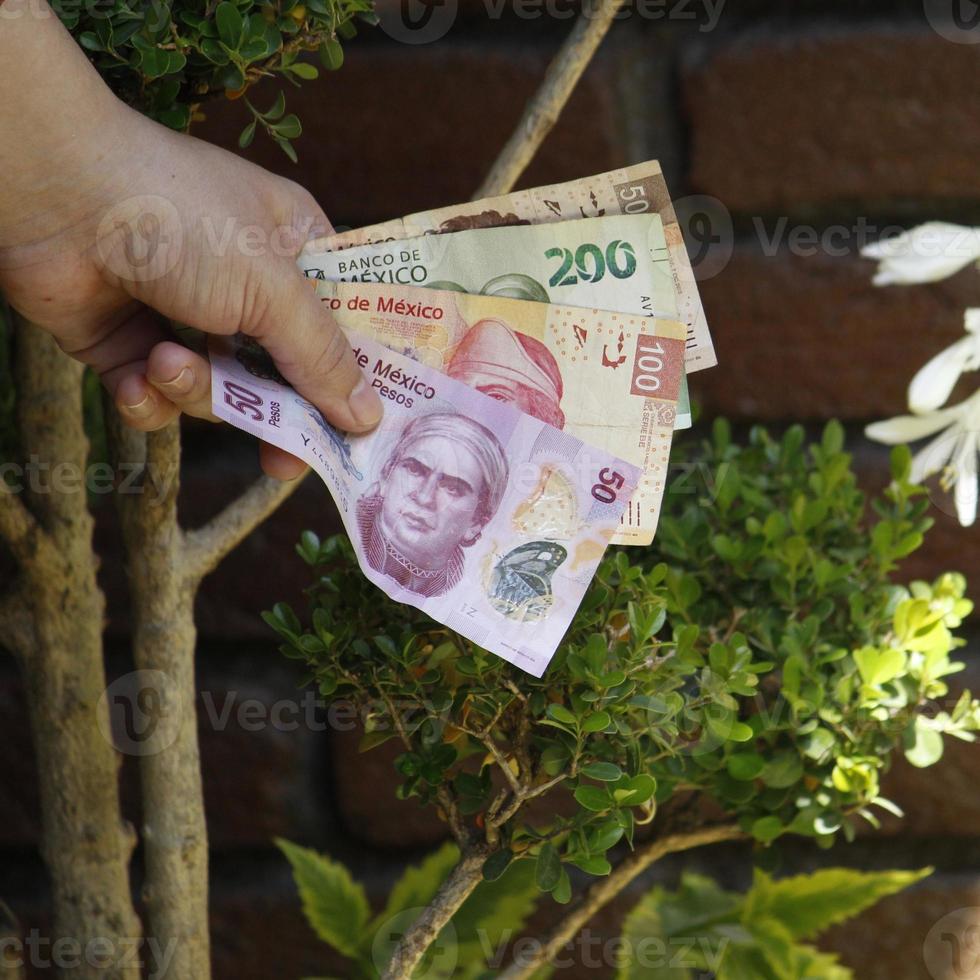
300, 211, 692, 428
313, 281, 686, 545
304, 159, 715, 373
211, 332, 641, 677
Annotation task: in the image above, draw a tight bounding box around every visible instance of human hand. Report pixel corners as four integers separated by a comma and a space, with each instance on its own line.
0, 0, 382, 480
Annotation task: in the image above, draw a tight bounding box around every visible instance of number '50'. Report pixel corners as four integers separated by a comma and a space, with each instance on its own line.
591, 468, 625, 504
546, 240, 637, 288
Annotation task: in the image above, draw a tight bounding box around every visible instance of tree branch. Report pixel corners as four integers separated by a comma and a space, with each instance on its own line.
473, 0, 627, 200
108, 413, 211, 980
497, 823, 746, 980
379, 845, 491, 980
182, 470, 308, 584
12, 317, 142, 979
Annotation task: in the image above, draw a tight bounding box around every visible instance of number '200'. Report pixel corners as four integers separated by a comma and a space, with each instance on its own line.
545, 240, 637, 288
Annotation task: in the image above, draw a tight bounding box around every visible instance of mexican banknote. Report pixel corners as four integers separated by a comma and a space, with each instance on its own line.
211, 332, 641, 677
313, 281, 686, 546
299, 211, 692, 428
302, 159, 715, 373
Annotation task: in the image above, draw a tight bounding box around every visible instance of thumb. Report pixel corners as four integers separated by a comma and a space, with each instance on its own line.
240, 257, 383, 432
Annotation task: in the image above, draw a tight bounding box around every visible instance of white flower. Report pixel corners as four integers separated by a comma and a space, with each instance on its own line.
908, 309, 980, 412
862, 222, 980, 286
866, 390, 980, 526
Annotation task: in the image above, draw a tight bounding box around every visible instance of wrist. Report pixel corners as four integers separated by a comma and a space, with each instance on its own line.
0, 0, 134, 248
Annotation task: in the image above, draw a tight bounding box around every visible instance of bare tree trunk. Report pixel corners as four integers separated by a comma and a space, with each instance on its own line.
108, 416, 210, 979
106, 408, 309, 980
1, 319, 141, 980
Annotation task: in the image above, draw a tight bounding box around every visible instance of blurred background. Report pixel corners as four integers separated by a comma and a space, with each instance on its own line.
3, 1, 980, 976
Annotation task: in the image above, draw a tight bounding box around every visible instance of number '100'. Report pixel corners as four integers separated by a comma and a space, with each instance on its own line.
546, 239, 637, 288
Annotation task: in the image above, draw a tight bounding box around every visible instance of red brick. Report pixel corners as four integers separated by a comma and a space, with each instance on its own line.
690, 244, 980, 420
194, 42, 624, 229
683, 27, 980, 212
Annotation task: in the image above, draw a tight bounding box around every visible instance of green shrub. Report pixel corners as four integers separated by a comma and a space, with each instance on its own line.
267, 421, 979, 894
56, 0, 375, 156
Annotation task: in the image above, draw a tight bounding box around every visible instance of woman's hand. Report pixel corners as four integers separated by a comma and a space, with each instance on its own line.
0, 0, 382, 479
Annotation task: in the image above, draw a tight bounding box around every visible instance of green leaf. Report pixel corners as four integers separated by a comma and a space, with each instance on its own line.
272, 113, 303, 139
786, 944, 853, 980
581, 762, 623, 781
449, 859, 540, 968
750, 816, 783, 844
616, 874, 740, 979
569, 855, 612, 876
746, 866, 932, 940
320, 37, 344, 69
582, 710, 611, 733
552, 867, 572, 904
614, 774, 657, 807
905, 716, 944, 768
854, 646, 906, 687
546, 703, 577, 726
482, 849, 513, 882
290, 61, 320, 79
216, 1, 245, 48
238, 120, 257, 149
276, 839, 370, 958
535, 843, 561, 892
727, 752, 765, 781
377, 842, 459, 926
574, 785, 611, 812
276, 137, 299, 163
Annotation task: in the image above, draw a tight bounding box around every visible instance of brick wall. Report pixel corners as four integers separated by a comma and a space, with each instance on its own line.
4, 4, 980, 978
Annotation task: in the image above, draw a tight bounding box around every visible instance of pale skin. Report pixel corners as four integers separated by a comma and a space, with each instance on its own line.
0, 0, 383, 479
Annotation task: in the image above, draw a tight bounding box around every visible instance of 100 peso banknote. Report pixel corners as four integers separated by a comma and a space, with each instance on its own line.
304, 159, 715, 373
211, 332, 641, 677
300, 211, 692, 429
313, 281, 686, 546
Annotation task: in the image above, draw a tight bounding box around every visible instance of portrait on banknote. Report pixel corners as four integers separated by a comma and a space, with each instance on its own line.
355, 411, 510, 598
447, 318, 566, 430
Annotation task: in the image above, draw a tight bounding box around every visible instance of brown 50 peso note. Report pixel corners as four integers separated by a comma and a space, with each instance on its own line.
304, 160, 715, 374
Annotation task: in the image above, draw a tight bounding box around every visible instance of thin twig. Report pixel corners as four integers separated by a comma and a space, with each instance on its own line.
497, 824, 745, 980
473, 0, 627, 200
183, 471, 308, 583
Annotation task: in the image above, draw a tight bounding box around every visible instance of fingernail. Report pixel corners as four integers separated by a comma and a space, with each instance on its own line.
347, 377, 383, 428
124, 395, 153, 419
158, 366, 193, 395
